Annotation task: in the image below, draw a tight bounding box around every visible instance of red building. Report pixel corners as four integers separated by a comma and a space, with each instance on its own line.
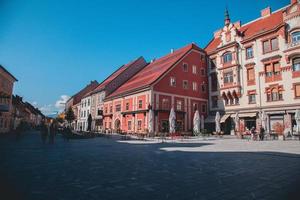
103, 43, 208, 134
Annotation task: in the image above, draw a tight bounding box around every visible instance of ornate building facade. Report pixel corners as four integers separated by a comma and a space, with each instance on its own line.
205, 0, 300, 134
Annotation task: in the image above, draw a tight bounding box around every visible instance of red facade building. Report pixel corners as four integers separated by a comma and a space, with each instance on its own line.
103, 43, 208, 134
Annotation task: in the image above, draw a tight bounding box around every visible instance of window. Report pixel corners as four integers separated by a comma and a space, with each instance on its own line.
273, 62, 280, 75
105, 107, 108, 114
192, 82, 197, 91
292, 31, 300, 43
263, 37, 279, 53
183, 63, 188, 72
128, 121, 132, 130
247, 67, 255, 85
212, 96, 218, 108
126, 102, 129, 110
176, 100, 182, 111
162, 98, 169, 110
84, 111, 86, 117
170, 77, 176, 87
265, 62, 281, 77
192, 65, 197, 74
211, 59, 216, 69
200, 68, 205, 76
138, 100, 143, 109
193, 103, 198, 111
266, 87, 283, 101
88, 99, 90, 106
137, 120, 142, 130
292, 57, 300, 71
211, 73, 218, 91
115, 104, 121, 112
295, 84, 300, 98
183, 80, 188, 89
97, 109, 103, 116
201, 84, 206, 92
246, 47, 253, 59
223, 52, 232, 63
201, 104, 206, 113
223, 71, 233, 84
248, 94, 256, 104
109, 106, 112, 113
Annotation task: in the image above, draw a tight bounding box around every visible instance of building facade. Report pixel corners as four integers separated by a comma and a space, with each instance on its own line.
205, 0, 300, 134
0, 65, 18, 133
89, 57, 147, 132
103, 44, 208, 134
65, 80, 98, 130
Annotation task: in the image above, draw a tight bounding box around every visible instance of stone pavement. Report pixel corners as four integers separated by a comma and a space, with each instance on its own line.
0, 131, 299, 200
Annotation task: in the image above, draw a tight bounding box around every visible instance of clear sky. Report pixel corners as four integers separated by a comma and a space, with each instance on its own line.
0, 0, 289, 115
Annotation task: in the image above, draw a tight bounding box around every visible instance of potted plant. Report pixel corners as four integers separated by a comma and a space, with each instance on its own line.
273, 122, 285, 140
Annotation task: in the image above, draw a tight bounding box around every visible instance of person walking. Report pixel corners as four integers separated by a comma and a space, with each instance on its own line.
259, 127, 265, 141
251, 127, 256, 141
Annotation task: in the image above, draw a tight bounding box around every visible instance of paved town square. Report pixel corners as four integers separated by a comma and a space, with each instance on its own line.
0, 132, 299, 200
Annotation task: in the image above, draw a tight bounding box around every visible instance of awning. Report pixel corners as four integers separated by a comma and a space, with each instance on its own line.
220, 114, 231, 123
205, 115, 215, 123
239, 113, 257, 118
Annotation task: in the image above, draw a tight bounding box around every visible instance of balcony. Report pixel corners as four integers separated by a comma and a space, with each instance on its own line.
285, 41, 300, 51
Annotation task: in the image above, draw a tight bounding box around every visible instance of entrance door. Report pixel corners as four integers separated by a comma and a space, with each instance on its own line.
114, 119, 120, 132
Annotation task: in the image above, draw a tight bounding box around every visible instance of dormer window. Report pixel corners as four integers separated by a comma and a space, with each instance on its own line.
223, 52, 232, 63
292, 31, 300, 43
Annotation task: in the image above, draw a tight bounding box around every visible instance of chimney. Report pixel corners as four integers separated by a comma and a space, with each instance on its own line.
170, 49, 174, 53
150, 58, 156, 63
261, 7, 271, 18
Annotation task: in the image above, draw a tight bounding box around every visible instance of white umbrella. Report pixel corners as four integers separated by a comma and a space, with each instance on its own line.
215, 112, 221, 133
295, 109, 300, 133
234, 112, 239, 132
201, 115, 205, 130
193, 110, 200, 135
148, 109, 154, 134
169, 107, 176, 134
261, 111, 267, 130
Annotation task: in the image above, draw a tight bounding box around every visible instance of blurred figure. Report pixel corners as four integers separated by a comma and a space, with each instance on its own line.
49, 122, 56, 144
259, 127, 265, 141
40, 121, 48, 144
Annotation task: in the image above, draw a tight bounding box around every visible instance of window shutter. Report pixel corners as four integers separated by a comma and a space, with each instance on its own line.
296, 85, 300, 97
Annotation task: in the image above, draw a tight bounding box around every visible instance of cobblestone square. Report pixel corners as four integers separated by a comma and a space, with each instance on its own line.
0, 132, 299, 200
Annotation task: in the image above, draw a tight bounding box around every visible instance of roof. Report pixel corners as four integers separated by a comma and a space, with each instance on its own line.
92, 57, 144, 94
205, 8, 284, 54
107, 43, 203, 99
72, 81, 99, 105
0, 65, 18, 81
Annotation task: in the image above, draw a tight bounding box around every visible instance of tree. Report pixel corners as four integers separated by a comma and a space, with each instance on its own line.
65, 107, 75, 125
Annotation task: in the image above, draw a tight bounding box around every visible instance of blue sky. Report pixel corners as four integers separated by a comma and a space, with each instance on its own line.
0, 0, 289, 115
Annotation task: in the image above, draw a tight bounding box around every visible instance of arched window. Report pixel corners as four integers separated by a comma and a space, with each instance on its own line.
292, 31, 300, 43
292, 57, 300, 71
223, 52, 232, 63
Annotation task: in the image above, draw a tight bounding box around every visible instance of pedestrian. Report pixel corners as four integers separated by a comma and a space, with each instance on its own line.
251, 127, 256, 141
259, 127, 265, 141
40, 122, 48, 144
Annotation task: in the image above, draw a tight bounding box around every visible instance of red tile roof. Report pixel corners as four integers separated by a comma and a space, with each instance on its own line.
72, 81, 99, 105
107, 43, 203, 99
92, 57, 143, 94
205, 8, 284, 54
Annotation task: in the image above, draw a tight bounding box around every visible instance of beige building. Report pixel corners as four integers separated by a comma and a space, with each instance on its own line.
0, 65, 18, 133
205, 0, 300, 134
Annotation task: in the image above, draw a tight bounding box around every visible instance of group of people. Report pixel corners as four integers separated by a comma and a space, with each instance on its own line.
40, 121, 57, 144
249, 126, 265, 141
